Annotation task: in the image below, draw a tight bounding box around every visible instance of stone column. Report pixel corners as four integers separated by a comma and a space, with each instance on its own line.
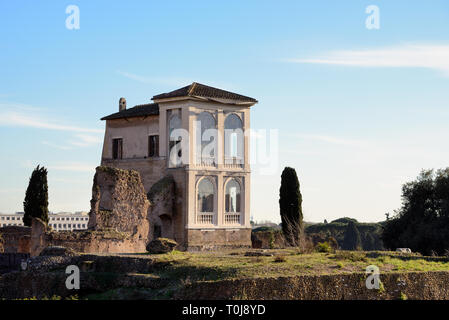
217, 109, 224, 168
243, 108, 250, 171
159, 106, 167, 158
217, 174, 224, 227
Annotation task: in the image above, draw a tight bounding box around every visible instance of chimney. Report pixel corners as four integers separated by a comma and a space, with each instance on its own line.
119, 97, 127, 111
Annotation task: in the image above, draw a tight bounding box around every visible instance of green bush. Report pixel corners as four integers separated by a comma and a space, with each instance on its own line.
315, 242, 332, 253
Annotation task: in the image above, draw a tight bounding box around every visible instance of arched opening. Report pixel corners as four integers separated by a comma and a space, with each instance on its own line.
197, 177, 215, 224
224, 113, 243, 166
160, 214, 173, 238
224, 178, 242, 225
196, 111, 216, 166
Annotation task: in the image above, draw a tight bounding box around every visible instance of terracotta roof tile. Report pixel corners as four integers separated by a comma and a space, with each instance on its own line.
152, 82, 257, 103
101, 103, 159, 120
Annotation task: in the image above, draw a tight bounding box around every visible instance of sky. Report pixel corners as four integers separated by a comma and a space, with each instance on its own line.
1, 1, 449, 223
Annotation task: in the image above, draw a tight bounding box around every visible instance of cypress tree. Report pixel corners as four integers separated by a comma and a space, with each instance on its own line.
23, 165, 49, 226
364, 232, 376, 251
279, 167, 303, 246
342, 221, 362, 250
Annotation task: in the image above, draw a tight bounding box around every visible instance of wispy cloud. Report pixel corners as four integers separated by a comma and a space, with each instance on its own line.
42, 134, 102, 150
117, 71, 192, 87
0, 109, 102, 133
117, 70, 237, 91
42, 141, 73, 150
68, 134, 103, 147
22, 160, 96, 173
287, 133, 366, 147
287, 44, 449, 76
48, 163, 96, 172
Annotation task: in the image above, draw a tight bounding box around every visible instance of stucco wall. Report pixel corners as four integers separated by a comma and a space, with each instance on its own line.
102, 116, 159, 160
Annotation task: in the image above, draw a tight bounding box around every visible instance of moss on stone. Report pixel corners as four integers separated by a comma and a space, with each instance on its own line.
91, 229, 129, 240
147, 175, 175, 202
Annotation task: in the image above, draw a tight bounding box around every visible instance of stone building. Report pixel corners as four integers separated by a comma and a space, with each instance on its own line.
100, 82, 257, 250
0, 212, 89, 231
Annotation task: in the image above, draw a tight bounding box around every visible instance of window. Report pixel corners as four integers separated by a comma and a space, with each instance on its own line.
112, 138, 123, 159
197, 178, 215, 224
225, 179, 241, 212
224, 114, 243, 165
168, 115, 182, 166
148, 135, 159, 157
196, 112, 216, 166
225, 178, 242, 224
198, 178, 214, 213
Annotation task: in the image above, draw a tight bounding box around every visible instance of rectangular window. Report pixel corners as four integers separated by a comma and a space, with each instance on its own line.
112, 138, 123, 159
148, 135, 159, 157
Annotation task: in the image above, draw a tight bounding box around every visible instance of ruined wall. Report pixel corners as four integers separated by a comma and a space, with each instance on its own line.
89, 166, 150, 240
101, 158, 166, 194
101, 158, 186, 247
251, 230, 286, 249
30, 166, 152, 256
167, 169, 187, 247
176, 271, 449, 300
0, 253, 29, 274
147, 175, 176, 239
0, 226, 31, 253
186, 229, 252, 251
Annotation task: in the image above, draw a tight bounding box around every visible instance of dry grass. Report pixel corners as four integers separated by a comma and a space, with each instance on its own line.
146, 249, 449, 282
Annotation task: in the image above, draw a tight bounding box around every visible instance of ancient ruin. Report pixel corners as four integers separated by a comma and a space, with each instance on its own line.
0, 83, 257, 257
26, 166, 152, 256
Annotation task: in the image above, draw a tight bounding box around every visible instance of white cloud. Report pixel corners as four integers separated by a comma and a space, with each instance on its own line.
22, 160, 96, 173
42, 141, 73, 150
116, 70, 237, 91
0, 109, 102, 133
48, 163, 96, 172
117, 71, 192, 87
287, 133, 366, 147
287, 44, 449, 76
69, 134, 103, 147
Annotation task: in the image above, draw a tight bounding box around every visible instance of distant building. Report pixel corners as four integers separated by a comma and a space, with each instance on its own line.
0, 212, 89, 231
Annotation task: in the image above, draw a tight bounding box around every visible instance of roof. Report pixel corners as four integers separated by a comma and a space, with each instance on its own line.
152, 82, 258, 103
101, 103, 159, 120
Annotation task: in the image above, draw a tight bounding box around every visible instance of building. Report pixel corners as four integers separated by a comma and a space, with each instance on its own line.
100, 82, 257, 250
0, 212, 89, 231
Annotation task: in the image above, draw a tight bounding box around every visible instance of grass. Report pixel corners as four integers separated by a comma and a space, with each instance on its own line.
132, 249, 449, 282
66, 249, 449, 300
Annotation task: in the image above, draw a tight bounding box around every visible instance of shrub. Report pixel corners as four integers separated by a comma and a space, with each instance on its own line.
315, 242, 332, 253
273, 255, 286, 263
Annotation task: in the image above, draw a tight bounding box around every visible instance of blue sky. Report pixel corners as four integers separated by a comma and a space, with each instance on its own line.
1, 1, 449, 223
